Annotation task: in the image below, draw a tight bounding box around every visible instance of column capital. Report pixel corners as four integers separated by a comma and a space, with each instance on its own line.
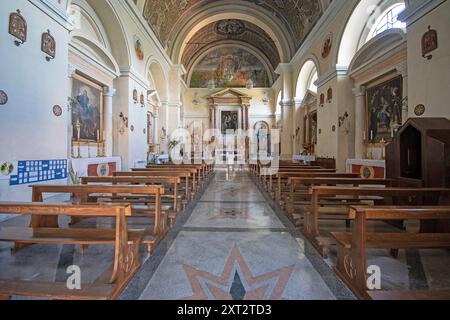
281, 99, 295, 108
396, 63, 408, 77
103, 87, 116, 97
352, 86, 366, 97
275, 63, 292, 75
68, 64, 77, 78
294, 98, 304, 107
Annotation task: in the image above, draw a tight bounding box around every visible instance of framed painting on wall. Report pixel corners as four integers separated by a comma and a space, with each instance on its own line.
366, 75, 402, 143
70, 74, 103, 142
221, 111, 239, 134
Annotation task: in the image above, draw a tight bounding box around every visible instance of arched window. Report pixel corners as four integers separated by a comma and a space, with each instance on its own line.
366, 3, 406, 43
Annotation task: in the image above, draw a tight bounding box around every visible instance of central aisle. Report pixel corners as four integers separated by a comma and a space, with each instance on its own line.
131, 167, 353, 300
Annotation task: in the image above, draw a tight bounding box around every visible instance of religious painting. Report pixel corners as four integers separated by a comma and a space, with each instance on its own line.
319, 93, 325, 106
255, 121, 270, 156
9, 10, 27, 45
327, 88, 333, 103
190, 47, 270, 88
221, 111, 238, 134
422, 26, 438, 59
41, 30, 56, 59
70, 74, 103, 142
322, 33, 332, 59
134, 35, 144, 61
366, 76, 403, 143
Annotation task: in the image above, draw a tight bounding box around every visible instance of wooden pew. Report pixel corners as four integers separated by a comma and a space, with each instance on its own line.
332, 206, 450, 300
305, 186, 450, 257
30, 184, 165, 254
81, 176, 182, 226
265, 168, 336, 193
132, 167, 200, 194
114, 171, 193, 201
0, 203, 142, 300
286, 177, 390, 221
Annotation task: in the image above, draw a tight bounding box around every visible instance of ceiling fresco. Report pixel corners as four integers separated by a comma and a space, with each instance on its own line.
142, 0, 324, 52
181, 19, 280, 75
189, 47, 271, 88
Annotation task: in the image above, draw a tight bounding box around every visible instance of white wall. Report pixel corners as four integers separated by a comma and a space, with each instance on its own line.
406, 0, 450, 118
0, 0, 70, 209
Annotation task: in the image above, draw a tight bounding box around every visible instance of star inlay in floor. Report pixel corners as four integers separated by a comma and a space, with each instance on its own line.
180, 245, 294, 300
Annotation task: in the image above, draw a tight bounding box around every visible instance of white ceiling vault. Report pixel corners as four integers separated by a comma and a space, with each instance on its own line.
141, 0, 329, 88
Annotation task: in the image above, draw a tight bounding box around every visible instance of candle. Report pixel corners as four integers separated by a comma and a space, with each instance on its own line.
370, 130, 373, 141
391, 127, 394, 138
97, 130, 100, 142
77, 126, 81, 141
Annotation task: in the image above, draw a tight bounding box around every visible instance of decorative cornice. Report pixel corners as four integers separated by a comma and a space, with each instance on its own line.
315, 66, 348, 87
275, 63, 292, 75
119, 65, 149, 89
352, 86, 366, 97
398, 0, 447, 26
29, 0, 72, 29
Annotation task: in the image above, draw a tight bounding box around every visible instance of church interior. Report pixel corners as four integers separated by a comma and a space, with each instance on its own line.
0, 0, 450, 301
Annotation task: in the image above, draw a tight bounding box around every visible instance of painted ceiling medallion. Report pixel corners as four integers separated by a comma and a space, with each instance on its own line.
9, 10, 27, 46
414, 104, 426, 116
215, 20, 245, 37
322, 33, 333, 59
0, 90, 8, 105
53, 105, 62, 117
134, 35, 144, 61
42, 30, 56, 61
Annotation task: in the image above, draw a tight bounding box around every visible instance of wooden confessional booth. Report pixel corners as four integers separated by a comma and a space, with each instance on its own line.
386, 118, 450, 232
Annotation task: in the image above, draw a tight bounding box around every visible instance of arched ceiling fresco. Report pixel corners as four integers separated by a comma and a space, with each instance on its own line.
142, 0, 325, 88
189, 46, 272, 88
142, 0, 324, 53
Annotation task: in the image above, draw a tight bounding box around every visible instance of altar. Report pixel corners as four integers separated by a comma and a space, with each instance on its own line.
346, 159, 386, 179
71, 157, 121, 178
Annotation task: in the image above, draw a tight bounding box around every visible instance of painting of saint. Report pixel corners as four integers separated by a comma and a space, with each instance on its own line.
221, 111, 238, 134
366, 76, 403, 143
71, 75, 103, 142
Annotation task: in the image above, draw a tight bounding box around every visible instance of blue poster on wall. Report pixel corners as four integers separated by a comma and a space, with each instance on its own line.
9, 159, 68, 186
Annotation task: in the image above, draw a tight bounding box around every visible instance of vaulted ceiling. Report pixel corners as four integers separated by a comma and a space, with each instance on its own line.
142, 0, 326, 87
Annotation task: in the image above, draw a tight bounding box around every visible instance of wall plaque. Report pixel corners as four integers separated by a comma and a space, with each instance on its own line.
9, 10, 27, 46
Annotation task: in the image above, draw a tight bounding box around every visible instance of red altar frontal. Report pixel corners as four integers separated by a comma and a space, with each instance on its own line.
346, 159, 386, 179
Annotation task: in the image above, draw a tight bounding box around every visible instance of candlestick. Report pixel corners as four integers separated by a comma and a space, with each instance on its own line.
96, 141, 101, 157
101, 140, 106, 157
77, 141, 81, 159
380, 138, 386, 160
70, 140, 75, 158
75, 119, 81, 141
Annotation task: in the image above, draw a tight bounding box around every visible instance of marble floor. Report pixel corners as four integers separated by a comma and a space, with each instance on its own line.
124, 167, 353, 300
2, 167, 449, 300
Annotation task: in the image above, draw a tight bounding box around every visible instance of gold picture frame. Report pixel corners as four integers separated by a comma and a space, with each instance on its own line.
70, 73, 104, 143
365, 75, 403, 144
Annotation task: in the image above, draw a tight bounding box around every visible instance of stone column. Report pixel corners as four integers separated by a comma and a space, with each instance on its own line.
67, 64, 76, 158
293, 98, 303, 155
353, 86, 366, 159
103, 86, 116, 157
396, 63, 408, 122
276, 64, 294, 160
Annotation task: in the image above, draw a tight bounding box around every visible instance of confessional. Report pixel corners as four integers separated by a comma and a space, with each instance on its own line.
386, 118, 450, 232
